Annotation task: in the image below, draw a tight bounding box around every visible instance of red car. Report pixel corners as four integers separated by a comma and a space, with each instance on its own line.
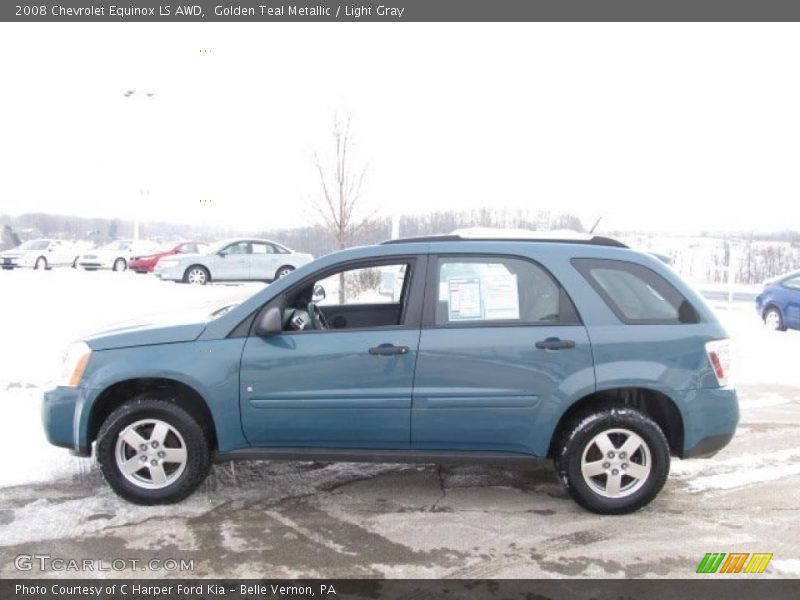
129, 242, 203, 274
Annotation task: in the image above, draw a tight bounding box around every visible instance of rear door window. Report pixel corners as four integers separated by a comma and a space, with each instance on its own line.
433, 256, 579, 326
572, 258, 699, 324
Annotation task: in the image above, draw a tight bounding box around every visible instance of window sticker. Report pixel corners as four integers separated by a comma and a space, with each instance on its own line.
448, 277, 483, 321
483, 272, 520, 320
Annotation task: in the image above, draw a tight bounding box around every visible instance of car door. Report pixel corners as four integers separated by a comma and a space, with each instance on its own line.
249, 241, 281, 280
781, 275, 800, 329
238, 256, 425, 448
47, 241, 70, 266
215, 241, 251, 280
412, 254, 595, 456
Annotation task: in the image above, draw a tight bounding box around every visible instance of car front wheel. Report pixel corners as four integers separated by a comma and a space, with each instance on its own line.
96, 396, 212, 504
764, 307, 786, 331
184, 265, 210, 285
555, 407, 670, 514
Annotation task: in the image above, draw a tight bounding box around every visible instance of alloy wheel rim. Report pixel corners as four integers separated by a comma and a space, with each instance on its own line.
188, 269, 206, 284
115, 418, 188, 489
580, 428, 652, 499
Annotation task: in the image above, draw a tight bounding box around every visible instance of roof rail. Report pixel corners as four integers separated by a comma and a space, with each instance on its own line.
381, 234, 627, 248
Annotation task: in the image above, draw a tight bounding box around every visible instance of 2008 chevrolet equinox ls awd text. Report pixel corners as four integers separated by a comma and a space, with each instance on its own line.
43, 233, 738, 514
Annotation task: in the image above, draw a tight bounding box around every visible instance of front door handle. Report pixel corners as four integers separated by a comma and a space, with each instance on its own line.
535, 338, 576, 350
369, 344, 410, 356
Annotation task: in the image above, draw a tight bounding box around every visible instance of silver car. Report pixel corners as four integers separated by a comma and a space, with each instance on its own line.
154, 238, 313, 285
0, 239, 78, 270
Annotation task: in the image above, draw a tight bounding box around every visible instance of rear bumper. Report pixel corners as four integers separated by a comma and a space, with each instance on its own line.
42, 386, 91, 456
680, 386, 739, 459
683, 431, 736, 458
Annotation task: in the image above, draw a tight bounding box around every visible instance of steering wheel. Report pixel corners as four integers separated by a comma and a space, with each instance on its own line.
307, 301, 330, 330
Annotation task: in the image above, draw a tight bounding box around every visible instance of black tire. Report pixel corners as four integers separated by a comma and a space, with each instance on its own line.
554, 407, 670, 515
113, 257, 127, 272
34, 256, 47, 270
96, 396, 212, 504
763, 306, 786, 331
275, 265, 295, 280
183, 265, 210, 285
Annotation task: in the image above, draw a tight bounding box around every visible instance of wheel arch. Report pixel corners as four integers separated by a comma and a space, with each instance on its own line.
547, 387, 684, 458
87, 377, 217, 451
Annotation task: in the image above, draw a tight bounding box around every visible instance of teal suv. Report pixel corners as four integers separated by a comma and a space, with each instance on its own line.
43, 234, 738, 514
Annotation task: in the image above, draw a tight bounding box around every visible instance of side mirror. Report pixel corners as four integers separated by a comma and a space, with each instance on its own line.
255, 306, 283, 336
217, 251, 227, 258
312, 284, 326, 302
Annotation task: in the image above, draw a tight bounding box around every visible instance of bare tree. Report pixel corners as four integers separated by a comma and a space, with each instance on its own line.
312, 114, 373, 302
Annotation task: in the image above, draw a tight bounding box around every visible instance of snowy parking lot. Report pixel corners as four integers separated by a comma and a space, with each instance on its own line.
0, 268, 799, 578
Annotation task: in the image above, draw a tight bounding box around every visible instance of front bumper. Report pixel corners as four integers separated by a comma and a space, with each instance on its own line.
154, 264, 183, 280
680, 386, 739, 459
42, 386, 91, 456
130, 261, 155, 272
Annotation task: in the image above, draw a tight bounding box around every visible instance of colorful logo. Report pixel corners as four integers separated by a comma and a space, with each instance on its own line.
696, 552, 773, 574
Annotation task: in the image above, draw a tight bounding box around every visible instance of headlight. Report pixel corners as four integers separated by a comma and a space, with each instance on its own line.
59, 342, 91, 387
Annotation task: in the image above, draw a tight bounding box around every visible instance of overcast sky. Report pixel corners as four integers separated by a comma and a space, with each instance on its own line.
1, 23, 800, 234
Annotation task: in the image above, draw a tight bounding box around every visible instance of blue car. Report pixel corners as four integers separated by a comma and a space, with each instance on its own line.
755, 270, 800, 331
43, 234, 738, 514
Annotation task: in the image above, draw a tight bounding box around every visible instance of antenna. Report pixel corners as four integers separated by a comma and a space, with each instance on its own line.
589, 216, 603, 234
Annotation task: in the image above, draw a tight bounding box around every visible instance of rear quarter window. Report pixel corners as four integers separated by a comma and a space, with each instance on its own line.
572, 258, 699, 324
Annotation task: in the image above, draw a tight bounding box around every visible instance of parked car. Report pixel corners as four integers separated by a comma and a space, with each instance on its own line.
755, 270, 800, 331
77, 240, 159, 272
43, 233, 738, 513
0, 239, 78, 270
129, 242, 206, 274
154, 238, 313, 285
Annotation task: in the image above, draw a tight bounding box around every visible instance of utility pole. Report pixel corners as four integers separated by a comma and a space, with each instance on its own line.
123, 89, 156, 241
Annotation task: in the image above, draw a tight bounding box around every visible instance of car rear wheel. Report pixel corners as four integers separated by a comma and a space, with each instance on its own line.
555, 407, 670, 514
96, 396, 211, 504
764, 306, 786, 331
184, 265, 210, 285
113, 258, 127, 272
275, 265, 295, 279
34, 256, 47, 270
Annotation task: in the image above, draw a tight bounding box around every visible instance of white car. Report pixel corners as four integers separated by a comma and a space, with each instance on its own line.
0, 239, 78, 270
154, 238, 313, 285
77, 240, 159, 272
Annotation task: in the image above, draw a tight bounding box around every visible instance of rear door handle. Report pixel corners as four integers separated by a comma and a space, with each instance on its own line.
535, 338, 576, 350
369, 344, 410, 356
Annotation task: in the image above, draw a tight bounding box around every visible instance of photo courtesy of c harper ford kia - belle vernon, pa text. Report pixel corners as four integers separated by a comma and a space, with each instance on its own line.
1, 2, 800, 600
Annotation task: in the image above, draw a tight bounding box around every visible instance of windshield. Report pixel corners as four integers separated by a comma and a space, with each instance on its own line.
17, 240, 50, 250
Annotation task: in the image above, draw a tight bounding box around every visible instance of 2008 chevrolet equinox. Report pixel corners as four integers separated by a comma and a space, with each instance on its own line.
43, 233, 738, 514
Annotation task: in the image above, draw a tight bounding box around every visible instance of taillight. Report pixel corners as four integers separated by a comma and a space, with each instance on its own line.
705, 339, 731, 387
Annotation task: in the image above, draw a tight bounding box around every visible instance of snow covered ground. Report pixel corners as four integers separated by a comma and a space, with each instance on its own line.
0, 267, 798, 578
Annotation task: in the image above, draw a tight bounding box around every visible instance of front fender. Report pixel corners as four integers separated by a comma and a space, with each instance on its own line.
76, 338, 248, 452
